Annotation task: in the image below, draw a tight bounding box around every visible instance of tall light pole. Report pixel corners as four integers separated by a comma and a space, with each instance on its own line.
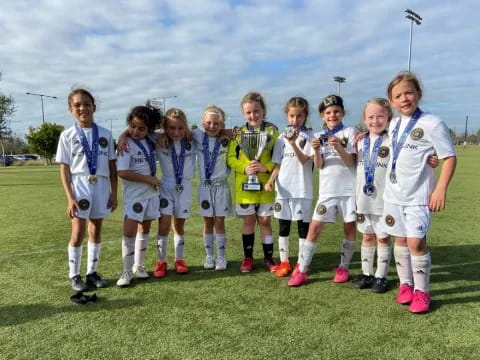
152, 95, 177, 113
25, 92, 58, 124
333, 76, 346, 96
405, 9, 422, 72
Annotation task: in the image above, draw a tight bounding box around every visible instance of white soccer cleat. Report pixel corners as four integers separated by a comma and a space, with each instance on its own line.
204, 256, 216, 270
215, 258, 227, 271
116, 271, 133, 287
132, 264, 149, 279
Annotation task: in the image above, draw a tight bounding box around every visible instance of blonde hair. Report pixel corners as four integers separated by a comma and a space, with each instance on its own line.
162, 107, 190, 146
387, 71, 423, 101
362, 98, 393, 122
240, 92, 267, 117
201, 105, 226, 127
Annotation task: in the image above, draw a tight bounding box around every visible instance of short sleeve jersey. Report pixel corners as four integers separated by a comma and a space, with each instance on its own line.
356, 134, 391, 215
272, 129, 314, 199
117, 137, 158, 203
314, 126, 357, 197
55, 124, 116, 176
383, 112, 456, 205
192, 129, 231, 182
156, 139, 196, 184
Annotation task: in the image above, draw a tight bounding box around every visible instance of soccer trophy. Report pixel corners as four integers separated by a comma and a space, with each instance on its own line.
235, 130, 271, 191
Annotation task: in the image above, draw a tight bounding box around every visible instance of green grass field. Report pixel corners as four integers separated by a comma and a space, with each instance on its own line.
1, 147, 479, 360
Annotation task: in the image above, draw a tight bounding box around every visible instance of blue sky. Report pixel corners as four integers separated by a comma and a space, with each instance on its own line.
1, 0, 479, 138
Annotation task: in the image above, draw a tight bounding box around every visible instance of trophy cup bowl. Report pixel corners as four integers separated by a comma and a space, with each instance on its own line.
236, 130, 270, 191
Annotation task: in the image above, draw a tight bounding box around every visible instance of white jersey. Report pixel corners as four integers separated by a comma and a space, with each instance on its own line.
383, 112, 455, 206
117, 137, 159, 203
56, 123, 116, 176
315, 126, 357, 197
272, 129, 314, 199
192, 129, 231, 182
156, 139, 196, 186
356, 134, 390, 215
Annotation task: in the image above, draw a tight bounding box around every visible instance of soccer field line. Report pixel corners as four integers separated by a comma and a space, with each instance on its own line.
0, 216, 240, 260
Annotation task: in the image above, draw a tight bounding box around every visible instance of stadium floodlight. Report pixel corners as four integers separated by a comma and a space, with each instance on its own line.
405, 9, 423, 71
333, 76, 346, 96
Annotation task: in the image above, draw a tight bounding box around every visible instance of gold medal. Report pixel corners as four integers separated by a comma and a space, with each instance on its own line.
88, 175, 97, 184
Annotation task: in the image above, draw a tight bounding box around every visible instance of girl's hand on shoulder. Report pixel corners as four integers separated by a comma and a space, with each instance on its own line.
353, 132, 366, 151
116, 135, 129, 155
427, 154, 439, 168
220, 128, 236, 139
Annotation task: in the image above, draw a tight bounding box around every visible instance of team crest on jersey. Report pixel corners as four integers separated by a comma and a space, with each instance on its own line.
240, 203, 249, 209
316, 204, 327, 215
274, 202, 282, 212
385, 215, 395, 227
410, 128, 424, 141
185, 141, 192, 151
220, 137, 229, 147
378, 146, 389, 158
99, 137, 108, 148
160, 198, 169, 208
78, 199, 90, 211
341, 137, 348, 148
133, 202, 143, 213
357, 213, 365, 224
201, 200, 210, 210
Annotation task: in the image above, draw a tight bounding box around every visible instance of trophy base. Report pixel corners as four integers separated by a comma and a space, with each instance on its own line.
242, 182, 262, 191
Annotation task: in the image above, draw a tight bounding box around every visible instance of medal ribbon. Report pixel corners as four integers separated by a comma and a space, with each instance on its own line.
390, 107, 423, 177
322, 123, 344, 137
202, 132, 221, 181
171, 140, 186, 185
75, 123, 98, 175
363, 134, 384, 187
133, 138, 156, 176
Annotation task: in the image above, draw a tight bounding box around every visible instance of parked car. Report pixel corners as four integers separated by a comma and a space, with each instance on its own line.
0, 154, 13, 166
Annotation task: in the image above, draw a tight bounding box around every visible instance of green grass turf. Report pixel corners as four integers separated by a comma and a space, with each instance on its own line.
0, 146, 479, 359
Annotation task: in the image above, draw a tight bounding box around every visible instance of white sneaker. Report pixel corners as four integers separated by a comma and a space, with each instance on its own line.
116, 271, 133, 287
215, 258, 227, 271
133, 264, 149, 279
204, 256, 215, 270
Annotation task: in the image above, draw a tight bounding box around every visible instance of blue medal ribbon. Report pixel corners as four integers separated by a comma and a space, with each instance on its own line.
75, 123, 98, 175
322, 123, 344, 137
202, 132, 221, 181
363, 133, 384, 195
171, 139, 186, 185
390, 108, 423, 183
133, 138, 156, 176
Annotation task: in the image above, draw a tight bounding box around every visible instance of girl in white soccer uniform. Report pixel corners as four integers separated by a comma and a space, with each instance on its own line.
153, 108, 196, 277
384, 72, 456, 314
265, 96, 314, 277
192, 106, 232, 271
288, 94, 357, 287
56, 88, 118, 292
353, 98, 393, 293
116, 104, 162, 287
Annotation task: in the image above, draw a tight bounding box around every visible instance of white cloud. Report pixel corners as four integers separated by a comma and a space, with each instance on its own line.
0, 0, 478, 138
